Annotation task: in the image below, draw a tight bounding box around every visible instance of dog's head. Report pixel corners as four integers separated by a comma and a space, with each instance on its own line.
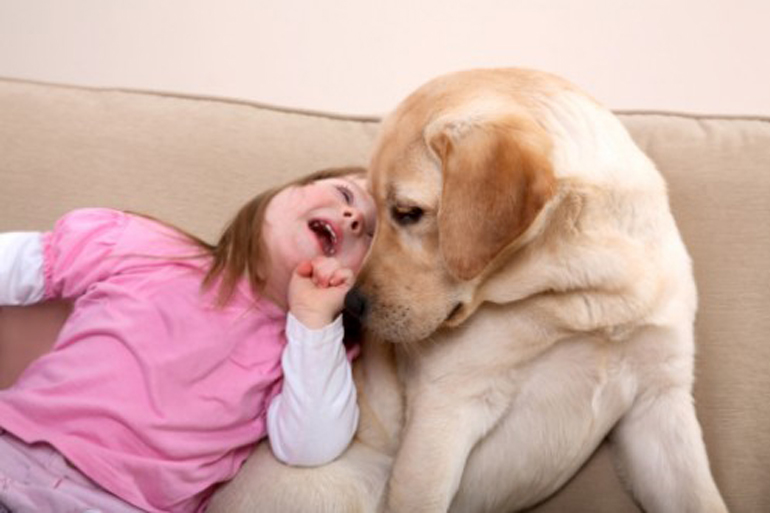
346, 69, 558, 343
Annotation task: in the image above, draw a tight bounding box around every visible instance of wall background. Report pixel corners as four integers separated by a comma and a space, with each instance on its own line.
0, 0, 768, 117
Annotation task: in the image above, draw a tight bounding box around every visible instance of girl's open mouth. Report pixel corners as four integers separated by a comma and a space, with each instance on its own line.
308, 219, 340, 256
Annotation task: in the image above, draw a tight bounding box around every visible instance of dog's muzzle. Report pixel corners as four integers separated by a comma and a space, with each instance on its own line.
344, 286, 368, 321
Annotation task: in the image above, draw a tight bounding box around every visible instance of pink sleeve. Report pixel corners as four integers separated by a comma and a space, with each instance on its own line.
43, 208, 130, 300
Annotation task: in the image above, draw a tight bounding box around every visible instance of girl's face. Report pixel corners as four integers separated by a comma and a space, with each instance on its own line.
262, 175, 377, 305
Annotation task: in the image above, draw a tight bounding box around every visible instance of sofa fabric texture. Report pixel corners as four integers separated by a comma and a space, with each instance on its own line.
1, 78, 768, 512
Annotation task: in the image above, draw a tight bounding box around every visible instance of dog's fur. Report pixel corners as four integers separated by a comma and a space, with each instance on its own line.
209, 68, 727, 513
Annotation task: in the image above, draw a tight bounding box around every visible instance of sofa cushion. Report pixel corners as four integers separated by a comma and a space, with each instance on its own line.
0, 78, 380, 241
1, 79, 768, 512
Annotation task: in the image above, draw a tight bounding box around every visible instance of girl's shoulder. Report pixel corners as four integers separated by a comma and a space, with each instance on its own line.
54, 208, 204, 261
55, 207, 127, 231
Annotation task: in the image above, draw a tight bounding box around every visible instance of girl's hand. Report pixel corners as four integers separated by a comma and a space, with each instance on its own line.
288, 257, 355, 329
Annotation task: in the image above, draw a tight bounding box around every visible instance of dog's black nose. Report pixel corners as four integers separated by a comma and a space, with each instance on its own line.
345, 287, 368, 320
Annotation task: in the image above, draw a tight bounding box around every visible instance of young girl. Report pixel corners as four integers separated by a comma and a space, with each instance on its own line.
0, 167, 377, 513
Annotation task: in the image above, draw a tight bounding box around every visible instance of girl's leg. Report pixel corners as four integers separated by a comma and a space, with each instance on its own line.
0, 429, 143, 513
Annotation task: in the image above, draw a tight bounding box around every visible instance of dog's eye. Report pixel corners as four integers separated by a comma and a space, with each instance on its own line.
391, 206, 424, 226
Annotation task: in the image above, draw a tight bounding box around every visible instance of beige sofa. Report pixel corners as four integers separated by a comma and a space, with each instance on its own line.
1, 77, 768, 512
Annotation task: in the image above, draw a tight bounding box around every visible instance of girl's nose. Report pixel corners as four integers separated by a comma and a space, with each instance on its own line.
343, 208, 365, 236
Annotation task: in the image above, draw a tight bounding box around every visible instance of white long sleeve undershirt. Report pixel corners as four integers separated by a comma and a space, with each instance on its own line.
267, 313, 359, 466
0, 231, 358, 466
0, 232, 45, 305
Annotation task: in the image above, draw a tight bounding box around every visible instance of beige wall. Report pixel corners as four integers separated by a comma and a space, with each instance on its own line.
0, 0, 768, 116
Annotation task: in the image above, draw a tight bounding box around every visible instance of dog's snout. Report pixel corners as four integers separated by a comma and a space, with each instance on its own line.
344, 287, 368, 320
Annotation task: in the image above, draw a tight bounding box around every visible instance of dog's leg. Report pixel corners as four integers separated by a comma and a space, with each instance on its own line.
610, 384, 728, 513
384, 413, 473, 512
382, 380, 505, 513
208, 440, 391, 513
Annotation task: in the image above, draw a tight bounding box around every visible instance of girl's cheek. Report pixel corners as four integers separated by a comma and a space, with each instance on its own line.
354, 245, 370, 272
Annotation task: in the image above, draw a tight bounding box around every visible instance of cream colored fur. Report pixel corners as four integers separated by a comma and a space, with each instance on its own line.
209, 68, 727, 513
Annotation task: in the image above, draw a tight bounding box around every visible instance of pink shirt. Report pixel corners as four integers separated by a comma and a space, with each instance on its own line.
0, 209, 293, 512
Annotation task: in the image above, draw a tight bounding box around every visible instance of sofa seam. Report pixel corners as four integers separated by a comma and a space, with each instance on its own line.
615, 109, 770, 124
3, 76, 769, 125
0, 76, 383, 123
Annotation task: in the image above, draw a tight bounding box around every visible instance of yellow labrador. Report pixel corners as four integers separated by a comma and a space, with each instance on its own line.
210, 68, 727, 513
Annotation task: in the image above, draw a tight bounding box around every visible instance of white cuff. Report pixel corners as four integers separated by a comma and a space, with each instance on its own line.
285, 312, 345, 348
0, 232, 46, 305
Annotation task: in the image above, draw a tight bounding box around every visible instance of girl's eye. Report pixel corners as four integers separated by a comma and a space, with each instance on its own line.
336, 185, 353, 205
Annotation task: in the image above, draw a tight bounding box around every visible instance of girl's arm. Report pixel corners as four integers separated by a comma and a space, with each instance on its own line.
266, 312, 359, 466
0, 232, 45, 306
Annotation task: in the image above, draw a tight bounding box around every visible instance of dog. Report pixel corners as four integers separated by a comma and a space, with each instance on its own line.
209, 68, 728, 513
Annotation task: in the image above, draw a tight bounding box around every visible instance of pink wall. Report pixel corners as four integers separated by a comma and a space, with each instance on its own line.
1, 0, 767, 116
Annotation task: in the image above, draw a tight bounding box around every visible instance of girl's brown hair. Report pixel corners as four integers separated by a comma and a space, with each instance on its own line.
200, 166, 366, 305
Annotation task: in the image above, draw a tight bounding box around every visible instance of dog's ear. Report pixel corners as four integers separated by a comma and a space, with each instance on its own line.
429, 115, 555, 280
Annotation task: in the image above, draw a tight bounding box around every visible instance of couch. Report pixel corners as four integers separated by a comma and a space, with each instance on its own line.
1, 77, 768, 512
